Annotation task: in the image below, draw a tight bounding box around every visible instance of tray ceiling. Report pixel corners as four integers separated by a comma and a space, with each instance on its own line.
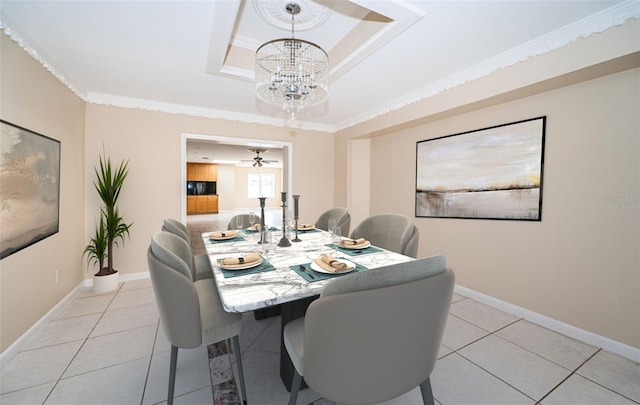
1, 0, 637, 133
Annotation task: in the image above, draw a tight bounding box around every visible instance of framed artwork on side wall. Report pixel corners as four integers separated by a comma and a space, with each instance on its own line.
416, 116, 546, 221
0, 120, 61, 259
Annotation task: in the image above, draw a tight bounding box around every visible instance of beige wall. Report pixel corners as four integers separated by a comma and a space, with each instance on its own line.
216, 164, 236, 211
84, 104, 334, 280
346, 138, 370, 231
0, 35, 86, 352
366, 68, 640, 349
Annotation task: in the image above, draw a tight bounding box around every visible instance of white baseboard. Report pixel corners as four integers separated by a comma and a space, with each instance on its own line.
83, 271, 150, 287
2, 272, 151, 370
455, 285, 640, 363
0, 281, 85, 370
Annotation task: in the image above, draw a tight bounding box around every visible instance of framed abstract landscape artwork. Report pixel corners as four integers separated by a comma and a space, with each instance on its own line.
0, 120, 61, 259
416, 116, 546, 221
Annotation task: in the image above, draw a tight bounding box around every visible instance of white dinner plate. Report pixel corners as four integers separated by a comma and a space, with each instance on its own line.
218, 258, 263, 270
340, 241, 371, 250
310, 258, 356, 274
208, 232, 239, 241
298, 225, 315, 231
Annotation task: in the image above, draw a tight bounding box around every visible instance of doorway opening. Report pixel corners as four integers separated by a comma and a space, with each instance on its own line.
180, 133, 293, 225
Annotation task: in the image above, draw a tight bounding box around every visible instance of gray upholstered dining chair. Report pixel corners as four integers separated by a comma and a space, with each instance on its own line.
284, 255, 454, 405
148, 231, 247, 405
227, 214, 262, 230
349, 213, 419, 258
162, 218, 213, 280
315, 207, 351, 235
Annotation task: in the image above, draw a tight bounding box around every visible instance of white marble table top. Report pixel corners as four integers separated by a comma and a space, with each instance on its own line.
202, 228, 413, 313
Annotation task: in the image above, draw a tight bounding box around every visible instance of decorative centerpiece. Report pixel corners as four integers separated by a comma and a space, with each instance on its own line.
292, 194, 301, 242
278, 192, 291, 247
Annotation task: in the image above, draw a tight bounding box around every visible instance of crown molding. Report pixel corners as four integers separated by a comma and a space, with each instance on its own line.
0, 19, 86, 101
333, 0, 640, 133
85, 92, 335, 133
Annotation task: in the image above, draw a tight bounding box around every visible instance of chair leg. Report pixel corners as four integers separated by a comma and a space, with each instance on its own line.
419, 378, 435, 405
168, 345, 179, 405
288, 370, 302, 405
230, 335, 248, 404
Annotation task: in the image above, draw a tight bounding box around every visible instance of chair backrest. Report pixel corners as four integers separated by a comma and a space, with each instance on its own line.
227, 214, 262, 230
147, 240, 203, 349
349, 214, 417, 257
151, 231, 196, 281
315, 207, 351, 235
303, 255, 454, 404
162, 218, 192, 245
404, 225, 419, 258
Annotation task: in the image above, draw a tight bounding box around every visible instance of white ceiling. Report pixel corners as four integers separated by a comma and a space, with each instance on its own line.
1, 0, 637, 161
187, 140, 284, 166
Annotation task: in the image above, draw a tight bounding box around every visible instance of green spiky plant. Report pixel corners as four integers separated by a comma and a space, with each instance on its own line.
85, 152, 133, 276
83, 215, 108, 274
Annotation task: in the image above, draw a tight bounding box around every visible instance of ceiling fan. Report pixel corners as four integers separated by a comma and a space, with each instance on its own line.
243, 148, 278, 167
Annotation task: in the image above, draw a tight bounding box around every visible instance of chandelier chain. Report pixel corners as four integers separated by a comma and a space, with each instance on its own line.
290, 7, 295, 39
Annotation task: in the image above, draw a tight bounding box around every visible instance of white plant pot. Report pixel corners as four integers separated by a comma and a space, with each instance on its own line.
93, 271, 119, 293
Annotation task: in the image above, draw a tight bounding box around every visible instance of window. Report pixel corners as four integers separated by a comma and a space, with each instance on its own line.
248, 173, 275, 198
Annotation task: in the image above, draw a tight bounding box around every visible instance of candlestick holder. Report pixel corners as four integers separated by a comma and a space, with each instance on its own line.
292, 195, 301, 242
292, 219, 301, 242
278, 194, 291, 247
258, 197, 267, 244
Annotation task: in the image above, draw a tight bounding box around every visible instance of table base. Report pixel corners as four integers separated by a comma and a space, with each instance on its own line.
253, 305, 281, 320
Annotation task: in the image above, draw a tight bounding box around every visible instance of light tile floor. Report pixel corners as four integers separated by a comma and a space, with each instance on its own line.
1, 279, 638, 405
2, 210, 638, 404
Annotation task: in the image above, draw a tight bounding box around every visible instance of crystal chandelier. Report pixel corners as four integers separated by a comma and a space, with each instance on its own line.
255, 2, 329, 120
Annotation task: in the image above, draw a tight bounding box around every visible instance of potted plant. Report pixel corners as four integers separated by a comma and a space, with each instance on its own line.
84, 152, 133, 292
83, 215, 109, 289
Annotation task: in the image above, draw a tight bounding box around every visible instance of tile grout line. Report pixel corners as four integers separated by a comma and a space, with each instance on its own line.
448, 316, 542, 403
534, 348, 602, 404
429, 304, 534, 402
451, 318, 635, 405
241, 316, 278, 356
140, 317, 162, 405
40, 283, 123, 404
453, 350, 538, 403
448, 304, 608, 376
445, 311, 522, 353
568, 348, 640, 404
37, 282, 159, 404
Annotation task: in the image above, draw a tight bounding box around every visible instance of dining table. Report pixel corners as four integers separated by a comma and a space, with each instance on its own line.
202, 226, 413, 390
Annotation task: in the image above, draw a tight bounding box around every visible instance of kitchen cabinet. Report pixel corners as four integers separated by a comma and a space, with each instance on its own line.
186, 195, 219, 215
186, 196, 197, 214
187, 163, 217, 181
195, 195, 209, 213
206, 195, 219, 213
186, 163, 219, 215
